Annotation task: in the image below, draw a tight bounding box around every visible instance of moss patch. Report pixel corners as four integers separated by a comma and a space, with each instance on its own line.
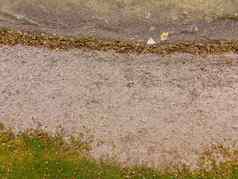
1, 28, 238, 55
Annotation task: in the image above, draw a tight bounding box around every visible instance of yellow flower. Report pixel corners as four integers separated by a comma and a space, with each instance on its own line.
160, 32, 169, 41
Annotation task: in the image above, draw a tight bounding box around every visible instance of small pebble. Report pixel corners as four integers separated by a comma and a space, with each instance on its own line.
147, 37, 156, 45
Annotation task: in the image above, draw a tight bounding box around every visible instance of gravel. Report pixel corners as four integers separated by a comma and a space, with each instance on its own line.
1, 45, 238, 169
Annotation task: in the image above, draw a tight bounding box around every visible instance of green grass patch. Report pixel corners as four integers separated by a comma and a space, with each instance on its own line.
0, 129, 165, 179
0, 127, 238, 178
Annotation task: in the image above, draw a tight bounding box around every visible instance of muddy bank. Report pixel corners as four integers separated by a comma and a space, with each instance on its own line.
0, 0, 238, 41
1, 45, 238, 169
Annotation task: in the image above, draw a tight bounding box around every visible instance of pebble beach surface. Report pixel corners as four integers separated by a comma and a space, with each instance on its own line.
1, 45, 238, 169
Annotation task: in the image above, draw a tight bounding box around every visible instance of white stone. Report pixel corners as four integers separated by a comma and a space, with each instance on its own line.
147, 38, 156, 45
